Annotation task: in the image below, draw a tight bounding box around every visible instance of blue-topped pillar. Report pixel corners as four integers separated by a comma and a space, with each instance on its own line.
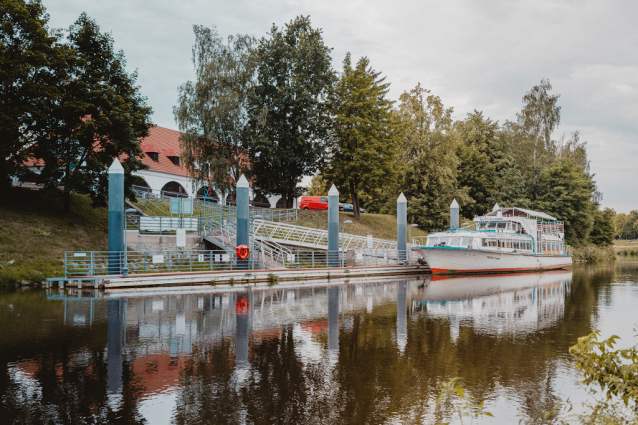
108, 159, 124, 275
450, 199, 459, 229
328, 184, 339, 267
397, 192, 407, 264
236, 175, 249, 270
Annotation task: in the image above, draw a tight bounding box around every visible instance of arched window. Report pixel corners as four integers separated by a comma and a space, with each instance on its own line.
252, 194, 270, 208
196, 186, 219, 203
161, 181, 188, 197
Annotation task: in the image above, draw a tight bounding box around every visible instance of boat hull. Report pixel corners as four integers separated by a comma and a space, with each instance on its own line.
415, 247, 572, 275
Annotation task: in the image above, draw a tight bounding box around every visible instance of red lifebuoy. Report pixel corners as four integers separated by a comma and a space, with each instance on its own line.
236, 244, 250, 260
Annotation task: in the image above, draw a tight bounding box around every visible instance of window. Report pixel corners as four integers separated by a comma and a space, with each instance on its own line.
487, 223, 497, 229
169, 156, 179, 166
148, 152, 158, 162
320, 197, 327, 203
497, 222, 507, 230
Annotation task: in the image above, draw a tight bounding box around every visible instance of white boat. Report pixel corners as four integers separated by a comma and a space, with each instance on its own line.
413, 204, 573, 275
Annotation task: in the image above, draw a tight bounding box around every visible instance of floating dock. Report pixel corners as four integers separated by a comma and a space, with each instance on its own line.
47, 264, 431, 290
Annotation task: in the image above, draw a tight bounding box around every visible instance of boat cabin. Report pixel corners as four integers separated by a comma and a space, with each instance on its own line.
423, 205, 569, 256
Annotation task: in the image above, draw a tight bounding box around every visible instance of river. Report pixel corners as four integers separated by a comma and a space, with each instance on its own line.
1, 258, 636, 424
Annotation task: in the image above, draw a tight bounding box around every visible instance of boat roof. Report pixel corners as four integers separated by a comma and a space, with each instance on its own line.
483, 207, 557, 221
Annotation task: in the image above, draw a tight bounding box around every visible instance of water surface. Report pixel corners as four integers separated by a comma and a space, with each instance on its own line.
1, 259, 637, 424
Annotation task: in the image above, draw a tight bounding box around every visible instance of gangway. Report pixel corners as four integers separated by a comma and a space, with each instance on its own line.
251, 219, 397, 251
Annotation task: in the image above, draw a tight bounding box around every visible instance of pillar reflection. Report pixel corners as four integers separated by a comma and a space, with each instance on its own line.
396, 281, 407, 353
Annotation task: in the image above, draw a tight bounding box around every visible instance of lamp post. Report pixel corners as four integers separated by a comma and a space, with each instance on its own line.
123, 208, 137, 276
251, 214, 263, 270
409, 224, 419, 265
341, 220, 352, 267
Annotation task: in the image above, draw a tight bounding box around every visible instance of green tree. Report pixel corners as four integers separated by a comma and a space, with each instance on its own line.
535, 158, 596, 245
174, 25, 256, 199
614, 211, 638, 240
0, 0, 61, 189
397, 84, 469, 231
247, 16, 334, 208
322, 54, 399, 220
516, 78, 560, 166
33, 13, 152, 211
589, 208, 616, 246
455, 111, 500, 217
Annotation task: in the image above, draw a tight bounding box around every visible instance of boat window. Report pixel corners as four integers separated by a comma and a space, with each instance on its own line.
427, 237, 438, 247
497, 222, 507, 230
487, 223, 497, 229
449, 237, 461, 247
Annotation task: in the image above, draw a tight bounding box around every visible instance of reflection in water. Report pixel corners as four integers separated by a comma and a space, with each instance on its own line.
2, 261, 638, 423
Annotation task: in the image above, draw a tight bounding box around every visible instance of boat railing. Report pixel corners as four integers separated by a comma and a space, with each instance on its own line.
412, 236, 428, 247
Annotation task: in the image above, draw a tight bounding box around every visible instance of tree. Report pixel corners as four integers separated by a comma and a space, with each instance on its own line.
516, 78, 561, 165
247, 16, 335, 208
455, 111, 500, 217
174, 25, 256, 199
0, 0, 61, 189
32, 13, 152, 211
397, 84, 469, 231
535, 158, 596, 245
589, 208, 616, 246
322, 54, 399, 220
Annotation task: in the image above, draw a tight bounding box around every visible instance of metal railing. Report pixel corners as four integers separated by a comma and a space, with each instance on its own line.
131, 185, 298, 223
63, 248, 420, 277
252, 219, 397, 251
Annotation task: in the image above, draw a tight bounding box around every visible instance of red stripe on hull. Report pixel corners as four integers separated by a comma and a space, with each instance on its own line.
430, 264, 572, 275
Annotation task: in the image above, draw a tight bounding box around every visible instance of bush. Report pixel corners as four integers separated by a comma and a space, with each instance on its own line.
572, 244, 616, 262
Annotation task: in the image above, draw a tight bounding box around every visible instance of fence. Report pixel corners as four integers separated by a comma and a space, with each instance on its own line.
131, 185, 297, 223
63, 249, 421, 278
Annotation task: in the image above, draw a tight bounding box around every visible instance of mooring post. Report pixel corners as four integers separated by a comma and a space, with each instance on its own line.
397, 193, 407, 264
450, 199, 459, 230
236, 175, 249, 270
108, 159, 124, 275
328, 184, 339, 267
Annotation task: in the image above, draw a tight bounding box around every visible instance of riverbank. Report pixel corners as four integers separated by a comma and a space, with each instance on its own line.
0, 188, 108, 286
571, 243, 616, 262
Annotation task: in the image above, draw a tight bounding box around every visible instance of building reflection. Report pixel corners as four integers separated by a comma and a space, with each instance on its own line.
1, 270, 594, 423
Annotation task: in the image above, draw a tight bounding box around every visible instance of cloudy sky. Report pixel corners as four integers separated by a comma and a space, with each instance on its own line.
44, 0, 637, 212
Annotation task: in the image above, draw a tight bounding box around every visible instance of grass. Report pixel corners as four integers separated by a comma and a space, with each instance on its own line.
571, 244, 616, 262
296, 210, 429, 241
0, 188, 108, 285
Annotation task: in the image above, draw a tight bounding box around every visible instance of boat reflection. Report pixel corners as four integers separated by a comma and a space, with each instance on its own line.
414, 270, 572, 337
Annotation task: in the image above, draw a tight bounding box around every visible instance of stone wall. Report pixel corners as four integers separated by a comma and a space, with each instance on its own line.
125, 230, 203, 252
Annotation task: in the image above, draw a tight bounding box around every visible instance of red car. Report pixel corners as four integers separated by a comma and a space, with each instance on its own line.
299, 196, 343, 211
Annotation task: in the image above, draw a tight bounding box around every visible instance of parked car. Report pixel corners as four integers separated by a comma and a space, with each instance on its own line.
360, 208, 366, 213
299, 196, 343, 211
342, 203, 354, 212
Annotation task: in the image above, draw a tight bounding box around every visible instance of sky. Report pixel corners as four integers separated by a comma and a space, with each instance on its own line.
43, 0, 638, 212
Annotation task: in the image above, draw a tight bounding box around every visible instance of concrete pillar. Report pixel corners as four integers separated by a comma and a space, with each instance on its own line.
108, 159, 124, 275
328, 184, 339, 267
397, 193, 407, 264
397, 281, 407, 353
236, 175, 249, 269
450, 199, 459, 230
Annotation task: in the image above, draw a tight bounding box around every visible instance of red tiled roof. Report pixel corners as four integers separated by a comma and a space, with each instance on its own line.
141, 144, 159, 153
139, 126, 190, 177
162, 148, 178, 157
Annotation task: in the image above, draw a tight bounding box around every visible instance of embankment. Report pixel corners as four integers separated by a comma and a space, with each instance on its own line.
0, 188, 108, 285
571, 244, 616, 263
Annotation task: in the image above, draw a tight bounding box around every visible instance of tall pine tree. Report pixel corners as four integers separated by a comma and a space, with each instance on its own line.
322, 54, 400, 219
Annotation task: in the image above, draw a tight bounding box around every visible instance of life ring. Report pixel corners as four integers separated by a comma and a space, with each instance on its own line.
236, 244, 250, 260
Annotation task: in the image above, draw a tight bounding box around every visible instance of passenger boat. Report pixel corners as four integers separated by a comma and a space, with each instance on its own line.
413, 204, 572, 275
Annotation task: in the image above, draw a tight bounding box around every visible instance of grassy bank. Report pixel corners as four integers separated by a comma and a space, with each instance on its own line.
0, 188, 108, 285
571, 244, 616, 262
297, 210, 429, 241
